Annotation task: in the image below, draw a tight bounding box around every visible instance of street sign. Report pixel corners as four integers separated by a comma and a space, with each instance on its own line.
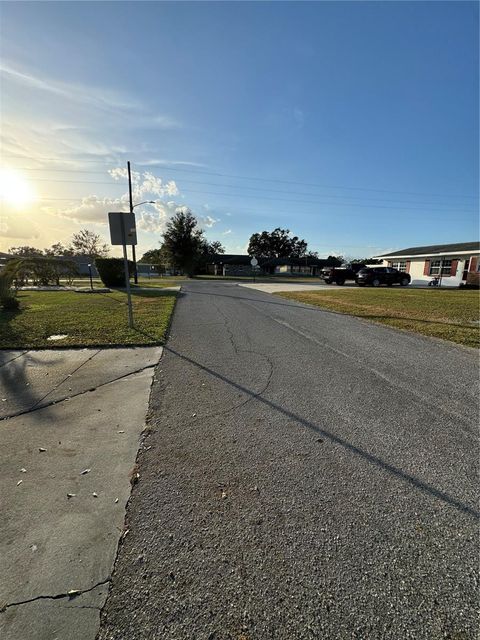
250, 257, 258, 267
108, 211, 135, 328
108, 212, 137, 246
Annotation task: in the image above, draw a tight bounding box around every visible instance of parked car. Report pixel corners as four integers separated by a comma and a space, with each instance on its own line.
321, 263, 365, 285
355, 267, 411, 287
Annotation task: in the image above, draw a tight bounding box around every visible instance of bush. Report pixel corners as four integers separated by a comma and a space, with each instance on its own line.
96, 257, 134, 287
0, 272, 19, 310
2, 296, 20, 310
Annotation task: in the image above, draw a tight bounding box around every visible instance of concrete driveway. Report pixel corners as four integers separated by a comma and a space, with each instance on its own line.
0, 347, 162, 640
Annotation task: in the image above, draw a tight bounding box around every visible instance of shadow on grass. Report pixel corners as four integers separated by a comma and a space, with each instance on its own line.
0, 308, 25, 350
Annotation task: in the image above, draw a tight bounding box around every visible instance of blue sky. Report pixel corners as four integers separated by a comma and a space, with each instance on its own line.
0, 1, 478, 257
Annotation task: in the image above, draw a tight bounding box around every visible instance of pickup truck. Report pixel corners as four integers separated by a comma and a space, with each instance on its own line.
320, 264, 365, 285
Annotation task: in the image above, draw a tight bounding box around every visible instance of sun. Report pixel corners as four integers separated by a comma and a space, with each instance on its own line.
0, 168, 36, 207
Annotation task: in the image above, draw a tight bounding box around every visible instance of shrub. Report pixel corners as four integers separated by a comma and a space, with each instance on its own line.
2, 296, 20, 310
95, 257, 134, 287
7, 256, 78, 287
0, 271, 19, 310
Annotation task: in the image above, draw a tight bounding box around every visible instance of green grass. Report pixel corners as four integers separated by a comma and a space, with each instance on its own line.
196, 274, 322, 283
0, 288, 178, 349
64, 276, 187, 289
276, 288, 480, 348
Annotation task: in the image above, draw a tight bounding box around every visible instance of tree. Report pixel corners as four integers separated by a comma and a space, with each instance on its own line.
44, 242, 74, 257
247, 228, 308, 258
9, 246, 43, 257
70, 229, 109, 260
162, 210, 205, 277
344, 257, 382, 265
139, 245, 172, 273
208, 240, 225, 255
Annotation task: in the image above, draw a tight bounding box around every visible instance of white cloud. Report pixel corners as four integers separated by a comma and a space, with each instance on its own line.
222, 229, 232, 235
0, 61, 140, 113
43, 196, 127, 225
198, 215, 218, 228
108, 168, 179, 200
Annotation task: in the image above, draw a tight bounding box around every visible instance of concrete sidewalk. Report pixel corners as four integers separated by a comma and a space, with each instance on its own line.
239, 281, 345, 293
0, 347, 162, 640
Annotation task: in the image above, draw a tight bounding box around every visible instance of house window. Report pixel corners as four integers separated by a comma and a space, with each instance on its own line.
391, 261, 407, 272
429, 259, 452, 276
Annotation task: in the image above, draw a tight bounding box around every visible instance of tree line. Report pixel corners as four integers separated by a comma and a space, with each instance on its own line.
9, 229, 109, 261
8, 212, 375, 279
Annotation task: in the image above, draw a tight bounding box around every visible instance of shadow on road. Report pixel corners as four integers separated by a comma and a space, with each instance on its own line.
165, 345, 479, 521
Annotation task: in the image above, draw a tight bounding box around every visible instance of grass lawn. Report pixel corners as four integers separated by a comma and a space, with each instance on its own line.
276, 288, 480, 348
66, 276, 187, 289
197, 275, 323, 283
0, 288, 178, 349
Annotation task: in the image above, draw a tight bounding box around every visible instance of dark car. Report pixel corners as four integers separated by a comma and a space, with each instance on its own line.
321, 263, 365, 285
355, 267, 411, 287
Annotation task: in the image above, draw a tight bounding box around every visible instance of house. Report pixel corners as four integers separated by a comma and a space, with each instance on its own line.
376, 242, 480, 287
261, 256, 339, 276
206, 254, 341, 277
207, 254, 256, 276
0, 251, 12, 270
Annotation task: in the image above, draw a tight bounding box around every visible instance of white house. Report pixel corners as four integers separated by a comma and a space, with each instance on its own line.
376, 242, 480, 287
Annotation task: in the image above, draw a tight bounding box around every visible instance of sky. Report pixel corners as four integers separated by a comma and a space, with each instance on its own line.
0, 1, 478, 259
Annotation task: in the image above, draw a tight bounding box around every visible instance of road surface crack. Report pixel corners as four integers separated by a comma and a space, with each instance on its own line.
0, 578, 111, 612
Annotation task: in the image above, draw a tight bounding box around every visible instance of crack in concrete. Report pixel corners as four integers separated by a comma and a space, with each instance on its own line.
174, 294, 276, 424
0, 363, 156, 421
0, 578, 111, 612
0, 351, 30, 369
27, 349, 102, 411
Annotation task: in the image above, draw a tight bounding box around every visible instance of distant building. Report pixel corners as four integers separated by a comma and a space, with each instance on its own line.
0, 251, 12, 270
376, 242, 480, 287
206, 254, 340, 277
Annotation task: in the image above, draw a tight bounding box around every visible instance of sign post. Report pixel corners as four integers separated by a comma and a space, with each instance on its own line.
108, 212, 137, 328
250, 256, 258, 283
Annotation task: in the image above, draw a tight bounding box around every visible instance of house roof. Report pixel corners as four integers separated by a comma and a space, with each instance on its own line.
209, 254, 337, 267
260, 256, 330, 266
377, 242, 480, 258
209, 254, 253, 265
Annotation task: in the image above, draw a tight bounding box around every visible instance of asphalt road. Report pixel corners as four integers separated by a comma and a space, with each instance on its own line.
98, 280, 479, 640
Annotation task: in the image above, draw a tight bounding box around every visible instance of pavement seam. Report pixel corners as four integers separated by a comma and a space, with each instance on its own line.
0, 363, 157, 421
0, 578, 111, 612
0, 350, 30, 369
26, 349, 103, 412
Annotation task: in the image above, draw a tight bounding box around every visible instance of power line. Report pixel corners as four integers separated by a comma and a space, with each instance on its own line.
25, 176, 476, 209
27, 193, 474, 213
3, 155, 477, 200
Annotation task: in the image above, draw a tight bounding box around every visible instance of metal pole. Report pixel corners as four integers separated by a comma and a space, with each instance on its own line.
127, 161, 138, 285
88, 264, 93, 291
120, 214, 134, 328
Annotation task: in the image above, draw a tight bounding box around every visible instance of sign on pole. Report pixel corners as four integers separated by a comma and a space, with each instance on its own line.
108, 212, 137, 246
250, 256, 258, 283
108, 212, 136, 328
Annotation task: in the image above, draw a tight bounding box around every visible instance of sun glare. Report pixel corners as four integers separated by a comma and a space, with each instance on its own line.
0, 168, 36, 207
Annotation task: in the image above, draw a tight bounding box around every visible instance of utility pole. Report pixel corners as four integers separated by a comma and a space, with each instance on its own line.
127, 161, 138, 284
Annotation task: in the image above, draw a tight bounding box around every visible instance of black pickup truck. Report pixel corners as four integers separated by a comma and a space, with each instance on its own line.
320, 264, 365, 285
